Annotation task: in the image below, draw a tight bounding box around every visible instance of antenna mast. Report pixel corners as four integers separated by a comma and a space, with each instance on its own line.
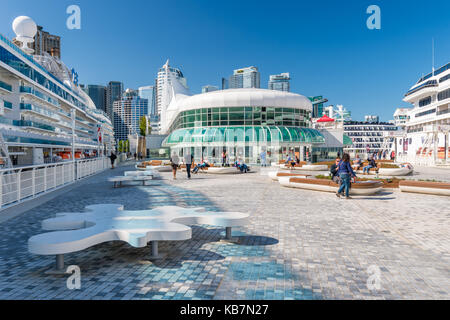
432, 38, 435, 75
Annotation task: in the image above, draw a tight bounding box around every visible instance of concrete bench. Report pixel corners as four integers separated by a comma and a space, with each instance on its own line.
107, 175, 154, 187
28, 204, 249, 271
124, 170, 155, 177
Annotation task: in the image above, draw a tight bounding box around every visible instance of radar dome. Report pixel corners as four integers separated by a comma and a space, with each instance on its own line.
12, 16, 37, 38
12, 16, 37, 54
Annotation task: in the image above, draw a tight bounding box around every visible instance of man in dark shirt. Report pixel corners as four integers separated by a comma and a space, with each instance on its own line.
330, 158, 341, 183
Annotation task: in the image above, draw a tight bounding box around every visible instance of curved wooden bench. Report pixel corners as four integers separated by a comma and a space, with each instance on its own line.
295, 164, 328, 171
399, 180, 450, 196
279, 177, 382, 195
206, 167, 242, 174
268, 171, 310, 181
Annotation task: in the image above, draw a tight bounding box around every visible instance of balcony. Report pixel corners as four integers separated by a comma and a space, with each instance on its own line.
13, 120, 56, 133
0, 80, 12, 93
20, 103, 57, 121
0, 117, 14, 126
437, 108, 450, 116
20, 86, 60, 108
3, 100, 13, 109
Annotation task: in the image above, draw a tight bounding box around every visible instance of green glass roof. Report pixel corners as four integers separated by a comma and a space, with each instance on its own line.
343, 134, 353, 146
163, 126, 325, 146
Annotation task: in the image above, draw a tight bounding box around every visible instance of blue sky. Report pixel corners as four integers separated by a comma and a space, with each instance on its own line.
1, 0, 449, 121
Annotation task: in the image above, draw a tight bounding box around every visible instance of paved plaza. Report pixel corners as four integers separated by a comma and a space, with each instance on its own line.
0, 164, 449, 300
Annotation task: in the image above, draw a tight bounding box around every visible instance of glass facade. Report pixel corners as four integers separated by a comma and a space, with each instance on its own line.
169, 106, 311, 132
268, 73, 290, 92
138, 86, 156, 116
163, 125, 324, 165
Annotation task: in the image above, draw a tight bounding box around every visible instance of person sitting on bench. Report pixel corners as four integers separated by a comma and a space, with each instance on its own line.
363, 157, 377, 174
234, 159, 249, 173
192, 158, 209, 174
352, 154, 362, 170
330, 157, 341, 183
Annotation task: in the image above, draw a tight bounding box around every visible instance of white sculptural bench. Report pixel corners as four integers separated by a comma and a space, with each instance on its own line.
107, 175, 154, 187
28, 204, 249, 271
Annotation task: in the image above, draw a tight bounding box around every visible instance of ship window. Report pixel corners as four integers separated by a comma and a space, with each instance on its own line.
419, 96, 431, 107
438, 88, 450, 101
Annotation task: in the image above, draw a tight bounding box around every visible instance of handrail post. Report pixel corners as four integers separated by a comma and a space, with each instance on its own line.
0, 171, 3, 208
32, 167, 36, 198
17, 169, 22, 203
44, 164, 47, 192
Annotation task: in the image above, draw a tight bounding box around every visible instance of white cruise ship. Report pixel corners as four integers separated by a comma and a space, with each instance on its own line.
393, 62, 450, 166
0, 17, 114, 167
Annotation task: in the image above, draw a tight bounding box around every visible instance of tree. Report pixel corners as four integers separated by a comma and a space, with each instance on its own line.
139, 116, 148, 137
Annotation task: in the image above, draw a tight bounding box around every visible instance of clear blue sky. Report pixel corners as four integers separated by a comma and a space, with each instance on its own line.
1, 0, 449, 121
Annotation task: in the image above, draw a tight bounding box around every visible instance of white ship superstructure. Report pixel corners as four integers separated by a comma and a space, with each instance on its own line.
0, 17, 114, 167
394, 62, 450, 165
343, 120, 397, 159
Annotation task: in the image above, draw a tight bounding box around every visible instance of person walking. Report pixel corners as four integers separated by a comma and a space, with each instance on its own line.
184, 151, 193, 179
109, 152, 117, 169
170, 152, 180, 180
222, 150, 227, 167
336, 153, 356, 199
390, 150, 395, 161
260, 150, 266, 167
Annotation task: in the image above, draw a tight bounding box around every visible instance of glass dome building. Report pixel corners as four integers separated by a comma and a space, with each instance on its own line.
160, 84, 326, 164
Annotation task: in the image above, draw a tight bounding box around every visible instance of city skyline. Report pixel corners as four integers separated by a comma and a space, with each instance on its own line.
0, 0, 449, 121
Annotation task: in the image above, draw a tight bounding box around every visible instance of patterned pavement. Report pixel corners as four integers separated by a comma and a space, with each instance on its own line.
0, 164, 448, 300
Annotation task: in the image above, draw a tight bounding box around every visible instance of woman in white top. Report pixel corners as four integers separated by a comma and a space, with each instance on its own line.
170, 152, 180, 180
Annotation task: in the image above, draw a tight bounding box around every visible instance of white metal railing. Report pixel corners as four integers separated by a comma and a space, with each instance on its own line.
0, 157, 110, 210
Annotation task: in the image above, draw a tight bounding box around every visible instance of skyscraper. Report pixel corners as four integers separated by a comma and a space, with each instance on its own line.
138, 85, 156, 116
268, 73, 290, 92
106, 81, 123, 120
202, 85, 218, 93
309, 96, 329, 118
113, 89, 149, 141
155, 60, 188, 117
229, 66, 260, 89
82, 85, 107, 113
221, 77, 228, 90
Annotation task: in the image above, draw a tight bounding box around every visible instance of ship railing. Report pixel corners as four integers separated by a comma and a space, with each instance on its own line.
0, 157, 110, 210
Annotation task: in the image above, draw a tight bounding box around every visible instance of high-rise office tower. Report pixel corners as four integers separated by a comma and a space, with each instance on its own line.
106, 81, 123, 120
82, 84, 107, 113
13, 25, 61, 58
202, 85, 218, 93
138, 85, 156, 116
309, 96, 329, 118
138, 85, 159, 133
221, 77, 228, 90
268, 73, 290, 92
229, 66, 260, 89
113, 89, 149, 141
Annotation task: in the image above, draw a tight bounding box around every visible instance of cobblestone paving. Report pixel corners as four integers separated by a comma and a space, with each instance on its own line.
0, 165, 448, 300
